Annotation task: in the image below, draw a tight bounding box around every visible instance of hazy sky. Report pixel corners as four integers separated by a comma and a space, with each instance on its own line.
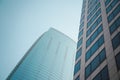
0, 0, 82, 79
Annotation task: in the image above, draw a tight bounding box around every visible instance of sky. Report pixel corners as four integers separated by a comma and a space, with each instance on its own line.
0, 0, 82, 79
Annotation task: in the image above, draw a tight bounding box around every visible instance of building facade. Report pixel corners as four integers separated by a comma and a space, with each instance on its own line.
7, 28, 76, 80
74, 0, 120, 80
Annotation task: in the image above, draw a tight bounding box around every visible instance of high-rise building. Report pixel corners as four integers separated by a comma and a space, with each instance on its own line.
74, 0, 120, 80
7, 28, 76, 80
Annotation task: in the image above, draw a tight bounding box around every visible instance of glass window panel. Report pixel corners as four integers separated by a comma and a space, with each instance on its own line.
115, 52, 120, 70
91, 56, 100, 71
112, 32, 120, 50
98, 35, 104, 46
86, 50, 91, 61
99, 48, 106, 62
76, 48, 82, 60
74, 61, 81, 75
85, 65, 91, 79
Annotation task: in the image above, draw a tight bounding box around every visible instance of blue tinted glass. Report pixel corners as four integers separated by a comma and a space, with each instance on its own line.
115, 52, 120, 70
86, 50, 91, 61
87, 16, 102, 37
99, 48, 106, 62
85, 65, 91, 79
74, 61, 81, 75
76, 48, 82, 60
98, 35, 104, 46
109, 16, 120, 34
106, 0, 119, 14
86, 39, 91, 48
91, 42, 99, 55
101, 66, 109, 80
79, 22, 84, 30
93, 66, 109, 80
78, 30, 83, 39
107, 4, 120, 23
91, 56, 100, 71
105, 0, 111, 6
86, 35, 104, 61
112, 32, 120, 50
85, 48, 106, 79
93, 74, 101, 80
86, 29, 91, 37
86, 25, 103, 48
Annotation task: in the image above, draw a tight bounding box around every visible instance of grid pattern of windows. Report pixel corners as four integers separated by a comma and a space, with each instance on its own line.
88, 0, 98, 14
109, 16, 120, 34
105, 0, 111, 6
87, 15, 102, 29
76, 48, 82, 60
74, 61, 81, 75
87, 16, 102, 38
107, 4, 120, 23
86, 35, 104, 61
87, 2, 100, 20
85, 48, 106, 79
93, 66, 109, 80
115, 52, 120, 70
87, 9, 101, 28
87, 23, 103, 37
106, 0, 119, 14
112, 32, 120, 50
86, 25, 103, 48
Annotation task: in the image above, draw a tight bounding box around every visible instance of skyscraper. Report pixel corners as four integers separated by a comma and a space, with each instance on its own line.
7, 28, 76, 80
74, 0, 120, 80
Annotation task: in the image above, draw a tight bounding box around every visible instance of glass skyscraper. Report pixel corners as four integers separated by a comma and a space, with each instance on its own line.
7, 28, 76, 80
74, 0, 120, 80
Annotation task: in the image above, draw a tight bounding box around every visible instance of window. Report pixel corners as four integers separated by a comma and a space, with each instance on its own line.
87, 2, 100, 20
74, 61, 81, 75
87, 13, 102, 28
106, 0, 119, 14
78, 29, 83, 39
79, 22, 84, 30
87, 16, 102, 37
77, 38, 83, 49
86, 35, 104, 61
75, 75, 80, 80
86, 25, 103, 48
105, 0, 111, 6
76, 48, 82, 60
107, 4, 120, 23
93, 66, 109, 80
87, 9, 101, 28
109, 16, 120, 34
112, 32, 120, 50
85, 64, 91, 79
115, 52, 120, 70
85, 48, 106, 79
